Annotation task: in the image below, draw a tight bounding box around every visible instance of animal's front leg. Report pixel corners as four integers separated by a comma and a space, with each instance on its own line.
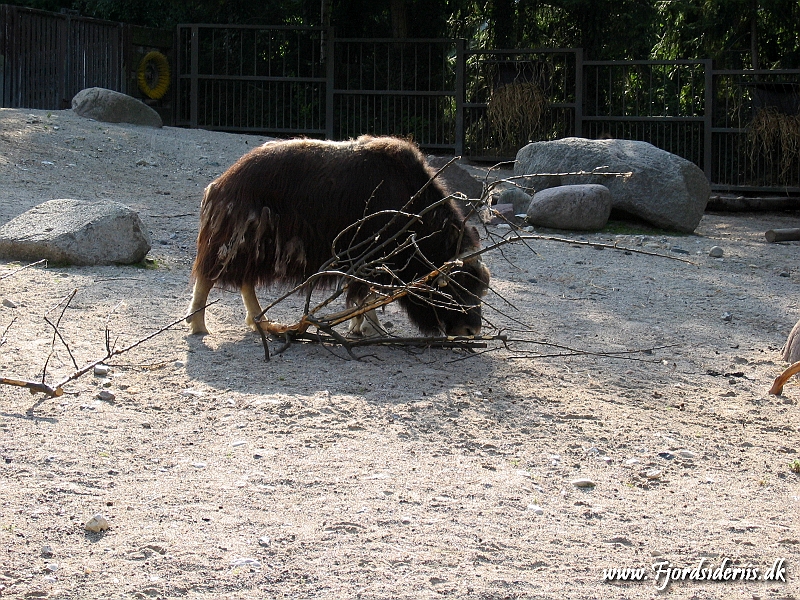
186, 275, 215, 335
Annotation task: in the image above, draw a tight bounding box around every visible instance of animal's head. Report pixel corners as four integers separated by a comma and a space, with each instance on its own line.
403, 252, 490, 336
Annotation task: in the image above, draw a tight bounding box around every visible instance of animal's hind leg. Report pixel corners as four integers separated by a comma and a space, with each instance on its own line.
241, 283, 265, 330
347, 307, 388, 338
186, 275, 215, 335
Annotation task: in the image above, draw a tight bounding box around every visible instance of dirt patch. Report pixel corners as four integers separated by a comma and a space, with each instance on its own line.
1, 108, 799, 599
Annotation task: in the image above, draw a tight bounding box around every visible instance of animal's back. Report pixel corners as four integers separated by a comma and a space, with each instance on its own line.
192, 136, 448, 290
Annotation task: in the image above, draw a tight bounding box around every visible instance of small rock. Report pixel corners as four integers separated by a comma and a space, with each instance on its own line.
624, 458, 640, 466
230, 557, 261, 569
192, 462, 207, 469
677, 450, 697, 459
41, 545, 54, 558
658, 451, 675, 460
722, 312, 733, 322
93, 365, 110, 377
84, 514, 109, 533
779, 271, 790, 277
257, 536, 271, 547
645, 469, 662, 480
44, 563, 58, 573
231, 440, 246, 447
571, 478, 596, 488
670, 246, 690, 255
96, 390, 115, 402
709, 246, 724, 258
527, 504, 544, 514
2, 298, 18, 308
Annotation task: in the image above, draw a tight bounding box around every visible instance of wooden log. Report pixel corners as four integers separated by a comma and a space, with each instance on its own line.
765, 228, 800, 243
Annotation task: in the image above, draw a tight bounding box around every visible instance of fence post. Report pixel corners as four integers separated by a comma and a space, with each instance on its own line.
190, 24, 198, 128
574, 48, 583, 138
325, 28, 335, 140
454, 38, 465, 156
703, 59, 713, 183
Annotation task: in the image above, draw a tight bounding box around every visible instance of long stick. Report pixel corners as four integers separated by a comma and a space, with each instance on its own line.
0, 301, 219, 398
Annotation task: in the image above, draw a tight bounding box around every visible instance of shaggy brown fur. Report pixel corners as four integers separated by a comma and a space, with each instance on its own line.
189, 136, 489, 336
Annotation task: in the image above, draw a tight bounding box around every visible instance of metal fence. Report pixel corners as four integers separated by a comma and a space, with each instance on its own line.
175, 24, 327, 135
461, 48, 580, 160
4, 9, 800, 193
0, 5, 124, 109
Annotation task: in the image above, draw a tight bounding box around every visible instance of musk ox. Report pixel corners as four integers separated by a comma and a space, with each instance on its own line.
186, 135, 490, 337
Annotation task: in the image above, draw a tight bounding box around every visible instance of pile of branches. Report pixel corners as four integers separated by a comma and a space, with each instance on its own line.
246, 162, 678, 363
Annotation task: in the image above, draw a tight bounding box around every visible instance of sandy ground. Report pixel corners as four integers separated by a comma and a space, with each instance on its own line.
0, 108, 798, 600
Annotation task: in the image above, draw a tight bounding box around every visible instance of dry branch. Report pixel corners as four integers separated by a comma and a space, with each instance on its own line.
245, 165, 687, 362
0, 258, 47, 281
0, 299, 219, 398
769, 360, 800, 396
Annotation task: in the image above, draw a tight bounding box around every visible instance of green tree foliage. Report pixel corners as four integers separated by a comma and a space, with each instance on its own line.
652, 0, 800, 68
5, 0, 800, 66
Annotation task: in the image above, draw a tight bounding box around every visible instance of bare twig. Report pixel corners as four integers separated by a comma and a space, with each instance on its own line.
0, 259, 47, 280
769, 360, 800, 395
0, 300, 219, 398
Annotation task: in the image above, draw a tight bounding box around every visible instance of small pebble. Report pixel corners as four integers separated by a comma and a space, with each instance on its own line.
658, 451, 675, 460
708, 246, 724, 258
231, 440, 246, 447
2, 298, 18, 308
527, 504, 544, 514
230, 557, 261, 569
93, 365, 110, 377
257, 536, 271, 547
96, 390, 115, 402
41, 545, 54, 558
84, 514, 109, 533
645, 469, 662, 480
670, 246, 690, 255
192, 462, 207, 469
496, 223, 511, 230
779, 271, 790, 278
722, 312, 733, 322
571, 478, 596, 488
624, 458, 640, 466
677, 450, 697, 459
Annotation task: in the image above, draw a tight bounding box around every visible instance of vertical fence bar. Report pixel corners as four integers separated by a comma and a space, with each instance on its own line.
325, 29, 335, 139
190, 25, 198, 128
703, 59, 713, 182
574, 48, 583, 137
454, 38, 465, 155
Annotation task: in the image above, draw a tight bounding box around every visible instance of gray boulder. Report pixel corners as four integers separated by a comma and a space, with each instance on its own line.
0, 199, 151, 266
496, 186, 534, 215
526, 184, 612, 231
72, 87, 162, 127
515, 138, 710, 232
426, 156, 484, 199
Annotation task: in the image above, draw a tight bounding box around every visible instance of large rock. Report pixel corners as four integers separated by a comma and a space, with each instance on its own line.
514, 138, 710, 232
426, 156, 484, 199
526, 184, 612, 231
0, 199, 151, 266
72, 87, 162, 127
